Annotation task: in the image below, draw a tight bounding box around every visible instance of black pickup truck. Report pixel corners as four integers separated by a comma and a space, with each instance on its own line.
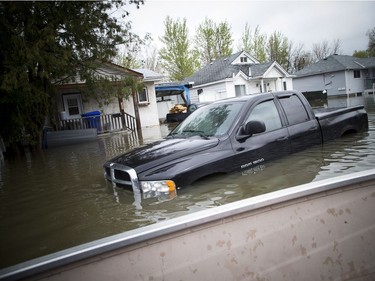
104, 91, 368, 196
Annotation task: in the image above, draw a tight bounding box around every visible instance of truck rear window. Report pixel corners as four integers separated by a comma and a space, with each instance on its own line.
278, 95, 310, 125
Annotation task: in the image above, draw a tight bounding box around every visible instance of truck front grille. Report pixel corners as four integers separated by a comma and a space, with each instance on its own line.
114, 169, 131, 182
104, 163, 140, 193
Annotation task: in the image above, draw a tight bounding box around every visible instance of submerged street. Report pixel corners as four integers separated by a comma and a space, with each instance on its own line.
1, 95, 375, 268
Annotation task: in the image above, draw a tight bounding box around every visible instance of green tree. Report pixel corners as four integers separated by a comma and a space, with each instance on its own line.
195, 18, 216, 65
141, 44, 163, 74
159, 16, 199, 81
352, 27, 375, 58
353, 50, 371, 58
239, 24, 267, 62
366, 27, 375, 56
267, 31, 289, 69
215, 20, 233, 58
195, 18, 233, 65
117, 33, 152, 69
0, 1, 142, 150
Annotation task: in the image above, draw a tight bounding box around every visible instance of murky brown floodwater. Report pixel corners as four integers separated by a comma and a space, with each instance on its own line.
1, 95, 375, 268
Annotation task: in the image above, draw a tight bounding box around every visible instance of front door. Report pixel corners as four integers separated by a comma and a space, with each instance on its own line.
232, 98, 291, 172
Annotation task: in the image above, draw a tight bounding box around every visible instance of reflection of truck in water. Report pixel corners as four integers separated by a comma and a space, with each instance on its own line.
104, 90, 368, 196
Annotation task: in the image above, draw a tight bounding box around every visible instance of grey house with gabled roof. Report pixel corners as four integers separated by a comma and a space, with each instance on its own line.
184, 51, 293, 103
293, 54, 375, 97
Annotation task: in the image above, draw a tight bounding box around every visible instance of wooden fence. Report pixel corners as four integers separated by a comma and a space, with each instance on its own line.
58, 112, 136, 134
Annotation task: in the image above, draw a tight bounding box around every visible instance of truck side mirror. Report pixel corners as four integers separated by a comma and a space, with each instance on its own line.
236, 120, 266, 141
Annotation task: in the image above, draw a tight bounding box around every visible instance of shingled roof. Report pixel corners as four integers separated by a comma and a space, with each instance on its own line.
294, 54, 375, 78
184, 51, 279, 86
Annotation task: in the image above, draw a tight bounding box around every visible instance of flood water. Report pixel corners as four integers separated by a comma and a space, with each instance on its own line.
1, 94, 375, 268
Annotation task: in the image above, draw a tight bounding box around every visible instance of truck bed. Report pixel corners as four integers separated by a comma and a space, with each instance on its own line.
313, 105, 368, 142
313, 105, 365, 119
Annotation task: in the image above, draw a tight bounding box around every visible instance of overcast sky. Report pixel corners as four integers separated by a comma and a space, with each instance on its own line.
124, 0, 375, 56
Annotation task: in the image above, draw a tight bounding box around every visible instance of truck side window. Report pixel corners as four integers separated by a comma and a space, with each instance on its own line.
278, 95, 310, 125
246, 100, 282, 133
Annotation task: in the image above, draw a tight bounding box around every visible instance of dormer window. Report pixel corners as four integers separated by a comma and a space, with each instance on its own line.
240, 57, 248, 63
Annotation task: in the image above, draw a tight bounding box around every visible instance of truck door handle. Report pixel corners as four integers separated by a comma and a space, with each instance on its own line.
276, 136, 288, 142
309, 126, 318, 131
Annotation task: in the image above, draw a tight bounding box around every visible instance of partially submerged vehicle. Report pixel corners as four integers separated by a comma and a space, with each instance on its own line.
104, 90, 368, 197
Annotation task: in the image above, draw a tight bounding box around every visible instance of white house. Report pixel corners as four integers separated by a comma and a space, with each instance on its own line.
184, 51, 293, 103
54, 62, 163, 133
293, 54, 375, 97
130, 68, 164, 127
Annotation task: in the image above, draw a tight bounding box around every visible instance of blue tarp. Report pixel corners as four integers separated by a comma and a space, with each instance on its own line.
155, 84, 191, 105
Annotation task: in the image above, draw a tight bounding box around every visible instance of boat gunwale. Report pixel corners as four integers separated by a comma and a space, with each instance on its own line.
1, 168, 375, 281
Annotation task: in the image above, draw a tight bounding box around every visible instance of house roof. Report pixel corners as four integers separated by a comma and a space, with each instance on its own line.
294, 54, 375, 78
184, 51, 287, 86
132, 68, 163, 82
97, 61, 143, 78
54, 61, 143, 86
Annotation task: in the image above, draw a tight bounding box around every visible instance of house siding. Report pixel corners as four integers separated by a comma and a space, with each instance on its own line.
138, 82, 159, 127
189, 91, 199, 104
294, 70, 363, 97
247, 82, 260, 94
267, 68, 283, 78
84, 99, 105, 114
120, 83, 159, 127
346, 70, 365, 94
294, 75, 323, 93
192, 82, 230, 102
322, 71, 346, 96
332, 72, 347, 95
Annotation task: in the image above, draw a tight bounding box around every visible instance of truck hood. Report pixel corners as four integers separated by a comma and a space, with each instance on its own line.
108, 137, 220, 172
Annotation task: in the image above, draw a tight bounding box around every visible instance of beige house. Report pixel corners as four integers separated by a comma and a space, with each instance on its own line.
53, 62, 163, 134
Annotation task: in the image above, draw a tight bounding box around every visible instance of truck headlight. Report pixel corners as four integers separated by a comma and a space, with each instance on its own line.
140, 180, 176, 194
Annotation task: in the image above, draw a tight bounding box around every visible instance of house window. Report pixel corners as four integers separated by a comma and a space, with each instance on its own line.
354, 70, 361, 78
62, 93, 83, 119
283, 81, 287, 90
240, 57, 248, 63
138, 87, 149, 104
235, 85, 246, 97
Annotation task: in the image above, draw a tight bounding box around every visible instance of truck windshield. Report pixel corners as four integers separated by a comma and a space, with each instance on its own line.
170, 102, 244, 138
